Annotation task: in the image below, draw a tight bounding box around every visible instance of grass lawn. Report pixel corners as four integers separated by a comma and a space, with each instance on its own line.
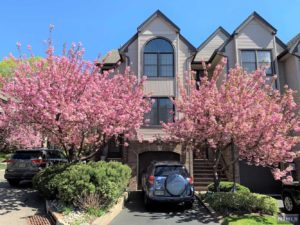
222, 215, 293, 225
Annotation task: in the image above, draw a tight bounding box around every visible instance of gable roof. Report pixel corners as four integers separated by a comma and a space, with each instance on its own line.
196, 26, 230, 52
119, 10, 195, 53
193, 26, 230, 62
233, 11, 277, 34
287, 33, 300, 52
137, 10, 180, 32
194, 12, 282, 64
278, 33, 300, 60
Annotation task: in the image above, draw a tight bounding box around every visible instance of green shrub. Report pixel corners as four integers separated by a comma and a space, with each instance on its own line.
207, 181, 250, 193
33, 161, 131, 209
204, 192, 278, 215
33, 163, 69, 199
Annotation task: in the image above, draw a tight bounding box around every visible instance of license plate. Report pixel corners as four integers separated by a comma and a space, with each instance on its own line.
18, 163, 26, 168
154, 190, 165, 196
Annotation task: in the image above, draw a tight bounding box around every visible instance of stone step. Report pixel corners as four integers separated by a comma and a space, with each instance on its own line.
193, 174, 227, 179
194, 177, 227, 182
195, 186, 209, 191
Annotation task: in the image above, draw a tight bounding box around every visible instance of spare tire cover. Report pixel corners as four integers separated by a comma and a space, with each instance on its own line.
165, 174, 187, 196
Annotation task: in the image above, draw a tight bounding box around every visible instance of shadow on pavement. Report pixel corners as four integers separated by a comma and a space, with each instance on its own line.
0, 179, 45, 216
125, 191, 219, 224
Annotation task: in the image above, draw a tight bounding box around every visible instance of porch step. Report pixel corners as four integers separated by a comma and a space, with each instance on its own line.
193, 159, 228, 191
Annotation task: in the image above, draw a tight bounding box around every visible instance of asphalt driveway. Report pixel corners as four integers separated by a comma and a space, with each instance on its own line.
0, 170, 46, 225
110, 191, 220, 225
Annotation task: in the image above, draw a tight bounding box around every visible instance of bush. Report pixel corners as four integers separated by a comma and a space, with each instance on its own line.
207, 181, 250, 193
33, 161, 131, 209
33, 163, 69, 199
204, 192, 278, 215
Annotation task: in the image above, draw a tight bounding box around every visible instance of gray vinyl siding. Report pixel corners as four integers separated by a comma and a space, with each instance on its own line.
194, 31, 228, 61
224, 39, 236, 69
236, 18, 273, 49
124, 16, 193, 139
284, 56, 300, 102
140, 16, 177, 35
276, 42, 285, 56
126, 38, 138, 76
143, 78, 175, 96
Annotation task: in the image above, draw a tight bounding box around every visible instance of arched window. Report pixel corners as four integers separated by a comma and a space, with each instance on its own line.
144, 38, 174, 77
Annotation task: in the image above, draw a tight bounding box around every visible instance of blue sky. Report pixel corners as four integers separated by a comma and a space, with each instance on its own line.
1, 0, 299, 60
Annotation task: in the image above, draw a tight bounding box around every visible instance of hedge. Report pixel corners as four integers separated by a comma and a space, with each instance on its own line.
204, 192, 278, 215
207, 181, 250, 193
33, 161, 131, 209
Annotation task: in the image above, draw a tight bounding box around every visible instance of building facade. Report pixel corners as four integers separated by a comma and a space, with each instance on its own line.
102, 10, 300, 193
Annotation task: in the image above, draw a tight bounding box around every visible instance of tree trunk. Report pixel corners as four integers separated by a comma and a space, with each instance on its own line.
213, 149, 222, 192
231, 140, 237, 192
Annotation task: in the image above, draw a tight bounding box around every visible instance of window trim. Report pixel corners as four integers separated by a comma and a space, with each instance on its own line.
143, 97, 175, 127
143, 38, 175, 78
240, 49, 274, 76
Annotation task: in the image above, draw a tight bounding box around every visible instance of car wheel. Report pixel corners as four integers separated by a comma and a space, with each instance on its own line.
7, 179, 20, 187
144, 193, 152, 209
283, 194, 296, 213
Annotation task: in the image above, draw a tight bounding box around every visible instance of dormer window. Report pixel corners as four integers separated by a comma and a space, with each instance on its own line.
241, 50, 273, 76
144, 38, 174, 77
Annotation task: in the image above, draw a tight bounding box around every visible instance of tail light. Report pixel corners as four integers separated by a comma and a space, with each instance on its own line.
187, 177, 193, 185
31, 159, 45, 165
148, 175, 155, 184
6, 159, 16, 164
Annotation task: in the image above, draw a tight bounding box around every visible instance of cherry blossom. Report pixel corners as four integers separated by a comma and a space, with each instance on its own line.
164, 58, 300, 184
0, 44, 151, 161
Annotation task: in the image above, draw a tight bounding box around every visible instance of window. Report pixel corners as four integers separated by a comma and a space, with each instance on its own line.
144, 38, 174, 77
241, 50, 273, 75
195, 70, 204, 89
144, 98, 174, 125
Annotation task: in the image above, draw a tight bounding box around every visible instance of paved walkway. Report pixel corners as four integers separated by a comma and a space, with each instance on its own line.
0, 170, 46, 225
110, 191, 220, 225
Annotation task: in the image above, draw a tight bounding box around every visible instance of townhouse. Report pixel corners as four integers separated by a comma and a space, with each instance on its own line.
101, 10, 300, 193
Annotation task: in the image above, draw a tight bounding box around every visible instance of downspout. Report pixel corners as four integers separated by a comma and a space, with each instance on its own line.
273, 33, 280, 92
185, 54, 196, 99
185, 53, 196, 176
233, 33, 239, 65
130, 148, 139, 190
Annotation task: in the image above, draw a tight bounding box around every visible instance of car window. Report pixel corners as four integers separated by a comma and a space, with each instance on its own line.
154, 166, 188, 177
12, 151, 42, 159
47, 151, 65, 159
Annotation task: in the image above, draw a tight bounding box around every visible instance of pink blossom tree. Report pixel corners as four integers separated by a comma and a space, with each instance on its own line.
0, 42, 151, 161
163, 59, 300, 190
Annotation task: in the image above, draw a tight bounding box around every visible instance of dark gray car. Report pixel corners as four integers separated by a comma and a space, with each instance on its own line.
141, 161, 194, 208
4, 149, 67, 186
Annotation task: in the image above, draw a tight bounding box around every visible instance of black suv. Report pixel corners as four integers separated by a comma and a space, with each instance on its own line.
141, 161, 194, 208
282, 182, 300, 212
4, 149, 67, 186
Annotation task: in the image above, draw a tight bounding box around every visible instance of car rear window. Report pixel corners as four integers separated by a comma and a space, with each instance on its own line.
12, 151, 42, 159
154, 166, 188, 177
47, 151, 65, 159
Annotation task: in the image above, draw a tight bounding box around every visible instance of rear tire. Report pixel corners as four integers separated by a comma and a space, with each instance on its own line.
7, 179, 20, 187
283, 194, 296, 213
144, 193, 152, 210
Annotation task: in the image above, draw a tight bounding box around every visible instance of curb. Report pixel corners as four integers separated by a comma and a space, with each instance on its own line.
195, 192, 223, 222
46, 200, 67, 225
46, 192, 128, 225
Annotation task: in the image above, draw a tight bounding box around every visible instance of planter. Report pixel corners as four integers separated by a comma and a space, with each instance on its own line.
46, 192, 128, 225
